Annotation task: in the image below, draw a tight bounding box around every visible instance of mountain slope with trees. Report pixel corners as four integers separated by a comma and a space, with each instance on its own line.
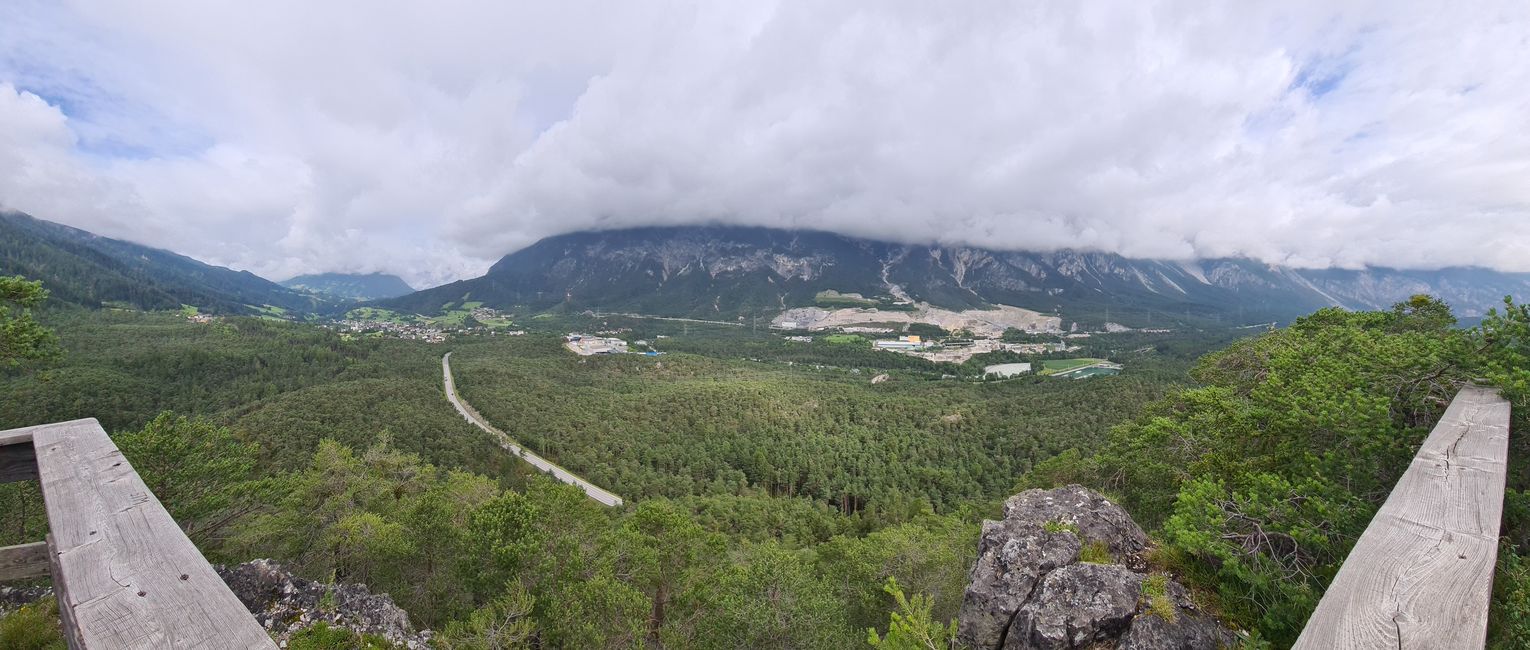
380, 225, 1530, 327
281, 272, 415, 301
1025, 295, 1530, 646
1, 269, 1525, 647
0, 211, 333, 315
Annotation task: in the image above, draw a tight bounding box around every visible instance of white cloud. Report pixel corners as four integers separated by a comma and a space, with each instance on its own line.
1, 0, 1528, 287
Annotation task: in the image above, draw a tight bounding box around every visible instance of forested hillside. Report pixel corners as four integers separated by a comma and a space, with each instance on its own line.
1, 292, 1526, 648
282, 272, 416, 301
449, 336, 1184, 511
0, 211, 331, 315
0, 302, 1212, 647
1025, 296, 1530, 647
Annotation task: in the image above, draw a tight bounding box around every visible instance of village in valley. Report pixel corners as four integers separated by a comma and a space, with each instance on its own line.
182, 290, 1135, 381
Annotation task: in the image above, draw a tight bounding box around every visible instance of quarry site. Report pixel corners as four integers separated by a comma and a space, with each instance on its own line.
771, 301, 1063, 338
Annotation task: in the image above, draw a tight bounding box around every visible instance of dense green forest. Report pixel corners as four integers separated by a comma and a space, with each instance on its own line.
1025, 296, 1530, 647
449, 334, 1185, 513
1, 288, 1526, 648
0, 299, 1214, 648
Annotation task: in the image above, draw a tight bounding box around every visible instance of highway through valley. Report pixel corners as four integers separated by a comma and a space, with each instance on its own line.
441, 352, 624, 506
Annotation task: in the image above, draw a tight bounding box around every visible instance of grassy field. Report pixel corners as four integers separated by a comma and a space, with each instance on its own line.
1038, 358, 1107, 375
345, 307, 418, 323
430, 310, 473, 326
823, 333, 866, 344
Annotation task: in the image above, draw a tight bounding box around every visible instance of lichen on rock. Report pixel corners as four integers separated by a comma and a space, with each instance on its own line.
956, 485, 1236, 650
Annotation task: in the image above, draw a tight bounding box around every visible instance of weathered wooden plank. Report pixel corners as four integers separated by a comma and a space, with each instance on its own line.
49, 533, 85, 650
0, 541, 49, 581
0, 428, 35, 446
1294, 385, 1511, 650
23, 419, 277, 649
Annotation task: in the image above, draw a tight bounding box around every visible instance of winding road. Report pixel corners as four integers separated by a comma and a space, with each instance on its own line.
441, 352, 624, 507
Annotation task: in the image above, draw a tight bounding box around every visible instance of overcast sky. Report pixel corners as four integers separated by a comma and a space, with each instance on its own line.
2, 1, 1528, 287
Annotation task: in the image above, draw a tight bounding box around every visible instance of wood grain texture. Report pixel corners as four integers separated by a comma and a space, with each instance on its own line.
1293, 385, 1511, 650
16, 419, 277, 649
0, 541, 50, 581
48, 533, 85, 650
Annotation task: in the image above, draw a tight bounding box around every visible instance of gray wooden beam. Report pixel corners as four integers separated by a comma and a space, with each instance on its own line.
18, 419, 277, 649
1293, 385, 1511, 650
0, 541, 49, 581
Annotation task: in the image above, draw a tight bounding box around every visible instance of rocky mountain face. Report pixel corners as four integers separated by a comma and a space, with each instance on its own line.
957, 486, 1237, 649
281, 272, 416, 301
381, 225, 1529, 326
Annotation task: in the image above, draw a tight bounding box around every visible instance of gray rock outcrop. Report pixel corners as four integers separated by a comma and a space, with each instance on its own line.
215, 559, 430, 649
0, 584, 52, 614
956, 485, 1237, 650
1, 560, 430, 648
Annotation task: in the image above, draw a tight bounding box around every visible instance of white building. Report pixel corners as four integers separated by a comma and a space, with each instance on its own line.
874, 336, 931, 351
983, 362, 1033, 378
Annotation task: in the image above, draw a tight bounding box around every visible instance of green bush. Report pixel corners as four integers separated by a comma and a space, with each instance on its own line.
1488, 547, 1530, 649
286, 623, 397, 650
1141, 574, 1176, 622
1042, 520, 1079, 535
1078, 539, 1112, 564
0, 597, 66, 650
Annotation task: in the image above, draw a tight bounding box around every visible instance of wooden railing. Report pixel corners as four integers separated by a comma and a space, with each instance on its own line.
1294, 385, 1512, 649
0, 419, 275, 649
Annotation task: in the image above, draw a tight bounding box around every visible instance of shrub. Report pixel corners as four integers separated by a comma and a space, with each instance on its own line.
0, 597, 66, 650
1079, 539, 1112, 564
1141, 574, 1176, 622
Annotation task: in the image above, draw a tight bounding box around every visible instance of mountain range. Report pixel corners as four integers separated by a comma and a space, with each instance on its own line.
380, 226, 1530, 327
0, 211, 331, 315
281, 272, 414, 301
2, 212, 1525, 327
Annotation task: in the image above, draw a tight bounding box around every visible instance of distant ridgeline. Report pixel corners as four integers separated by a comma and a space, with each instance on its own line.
0, 211, 334, 316
281, 272, 414, 301
3, 212, 1527, 326
377, 225, 1530, 327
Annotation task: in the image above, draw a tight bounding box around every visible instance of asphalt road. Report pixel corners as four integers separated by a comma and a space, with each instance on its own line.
441, 352, 624, 507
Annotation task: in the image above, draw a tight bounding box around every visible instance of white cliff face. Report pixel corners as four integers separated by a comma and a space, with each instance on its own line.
772, 302, 1062, 336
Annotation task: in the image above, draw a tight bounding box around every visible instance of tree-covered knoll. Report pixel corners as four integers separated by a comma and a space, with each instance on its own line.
1026, 296, 1530, 646
0, 309, 521, 482
95, 421, 978, 648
